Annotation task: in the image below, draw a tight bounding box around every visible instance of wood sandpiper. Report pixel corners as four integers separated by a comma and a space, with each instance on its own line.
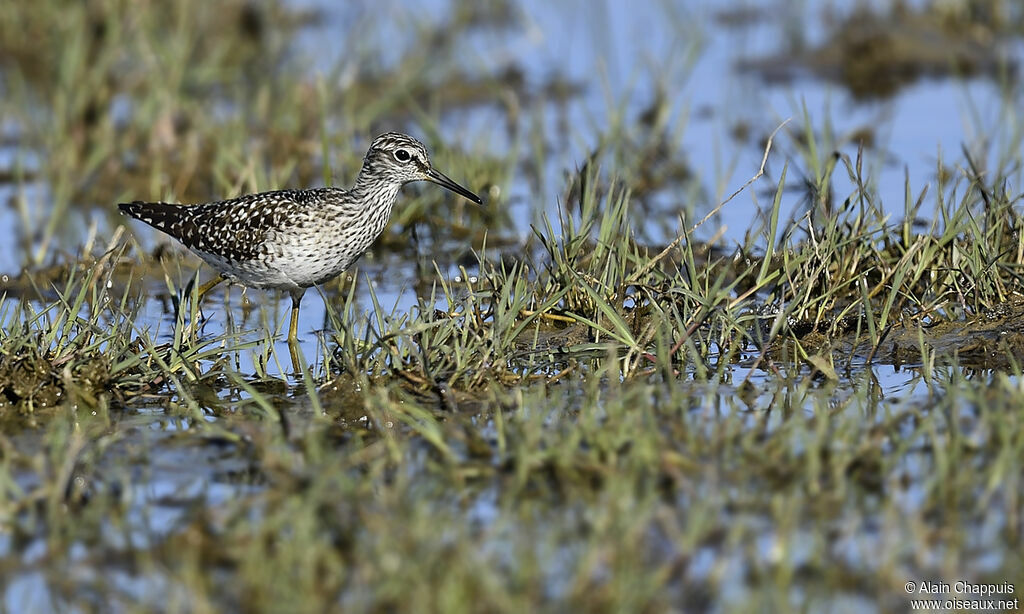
119, 132, 482, 348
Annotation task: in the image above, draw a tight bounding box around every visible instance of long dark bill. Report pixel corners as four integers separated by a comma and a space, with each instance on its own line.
426, 168, 483, 205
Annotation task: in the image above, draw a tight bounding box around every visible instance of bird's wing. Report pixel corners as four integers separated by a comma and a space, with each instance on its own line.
119, 189, 340, 262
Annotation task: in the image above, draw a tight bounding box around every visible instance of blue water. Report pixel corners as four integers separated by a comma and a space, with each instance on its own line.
297, 0, 1021, 242
2, 0, 1022, 378
3, 3, 1022, 611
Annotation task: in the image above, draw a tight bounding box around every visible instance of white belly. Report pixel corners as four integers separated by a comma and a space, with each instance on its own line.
194, 230, 367, 290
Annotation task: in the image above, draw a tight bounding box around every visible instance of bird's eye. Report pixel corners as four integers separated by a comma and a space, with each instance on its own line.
394, 149, 411, 162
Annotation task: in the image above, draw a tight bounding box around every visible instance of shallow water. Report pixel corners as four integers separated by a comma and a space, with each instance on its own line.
2, 0, 1023, 610
0, 0, 1009, 378
0, 361, 1011, 611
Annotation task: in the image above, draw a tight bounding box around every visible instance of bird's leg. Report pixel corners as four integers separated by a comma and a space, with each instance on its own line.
178, 274, 225, 338
196, 275, 226, 303
194, 275, 225, 335
288, 341, 302, 375
287, 289, 305, 375
287, 289, 305, 344
180, 274, 225, 317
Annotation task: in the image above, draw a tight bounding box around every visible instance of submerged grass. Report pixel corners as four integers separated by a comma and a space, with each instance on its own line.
1, 0, 1024, 611
1, 337, 1022, 611
2, 131, 1023, 610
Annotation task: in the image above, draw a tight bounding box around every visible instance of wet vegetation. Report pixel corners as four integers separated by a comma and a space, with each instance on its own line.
1, 0, 1023, 611
738, 0, 1021, 98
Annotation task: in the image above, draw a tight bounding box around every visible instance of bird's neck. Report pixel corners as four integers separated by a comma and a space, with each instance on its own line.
351, 170, 404, 229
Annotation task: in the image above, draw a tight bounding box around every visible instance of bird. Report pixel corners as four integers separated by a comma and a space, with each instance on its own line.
119, 132, 483, 348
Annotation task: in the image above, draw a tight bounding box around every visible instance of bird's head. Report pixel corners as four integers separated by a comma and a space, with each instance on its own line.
363, 132, 482, 204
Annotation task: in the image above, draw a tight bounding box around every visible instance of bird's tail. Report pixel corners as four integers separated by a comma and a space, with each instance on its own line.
118, 201, 181, 230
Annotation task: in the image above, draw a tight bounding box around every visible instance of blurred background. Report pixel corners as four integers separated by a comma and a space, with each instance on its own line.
2, 0, 1022, 372
2, 0, 1020, 270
